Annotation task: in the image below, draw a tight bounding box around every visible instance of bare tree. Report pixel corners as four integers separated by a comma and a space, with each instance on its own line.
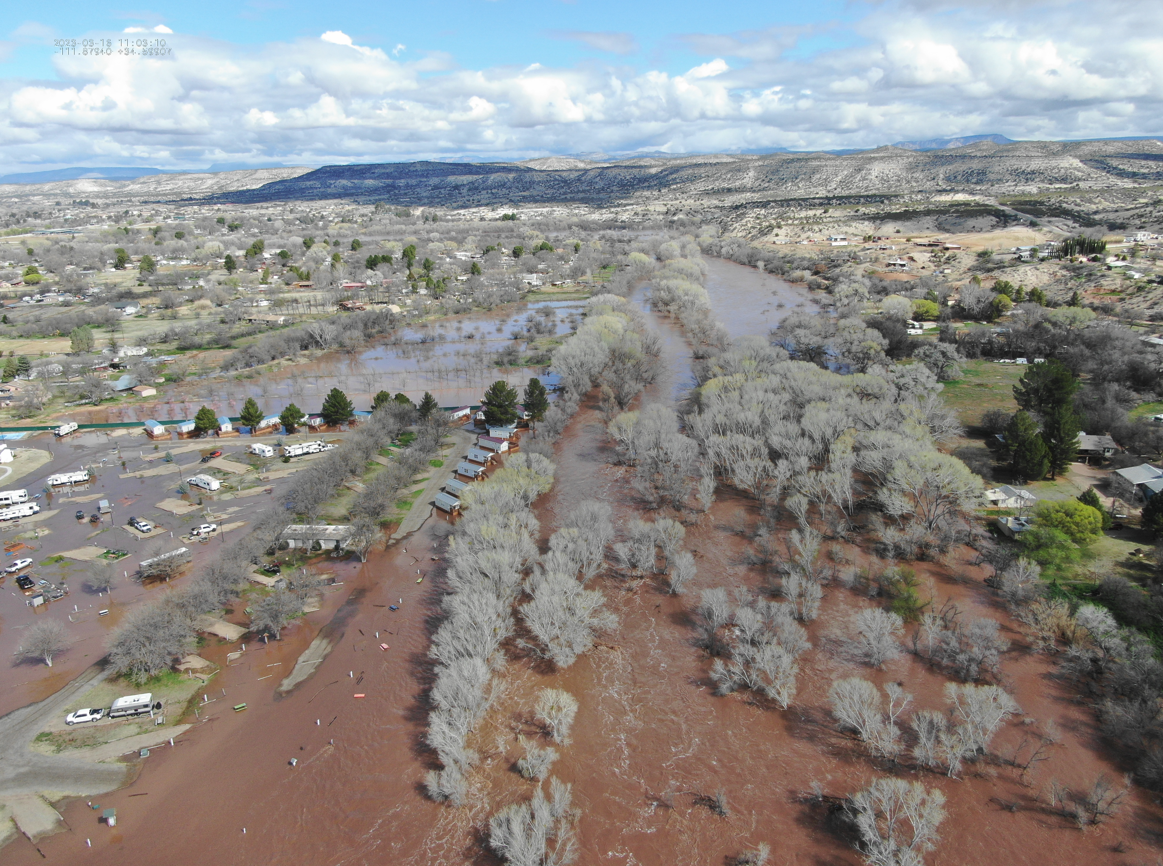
855, 609, 904, 668
829, 678, 911, 761
1048, 773, 1129, 828
86, 561, 115, 593
489, 777, 577, 866
668, 550, 697, 595
348, 516, 382, 563
250, 588, 303, 639
521, 573, 616, 669
535, 688, 579, 745
850, 777, 946, 866
21, 619, 69, 667
73, 372, 110, 405
108, 602, 195, 682
516, 737, 559, 781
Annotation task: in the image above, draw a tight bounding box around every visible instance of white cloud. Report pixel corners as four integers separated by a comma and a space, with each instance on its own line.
4, 1, 1163, 171
547, 31, 638, 55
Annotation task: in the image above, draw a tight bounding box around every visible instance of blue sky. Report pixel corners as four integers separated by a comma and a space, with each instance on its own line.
0, 0, 1160, 173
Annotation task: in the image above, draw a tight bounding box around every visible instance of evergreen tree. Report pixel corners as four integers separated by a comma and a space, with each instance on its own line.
417, 391, 439, 420
1041, 403, 1080, 480
139, 254, 156, 275
393, 393, 414, 407
15, 356, 31, 377
1005, 411, 1049, 483
482, 380, 520, 427
193, 405, 218, 435
1078, 487, 1113, 530
224, 254, 237, 274
113, 248, 129, 269
522, 378, 549, 429
372, 390, 393, 411
320, 388, 355, 426
2, 356, 17, 381
279, 402, 305, 433
239, 397, 264, 429
1013, 359, 1078, 415
1142, 494, 1163, 538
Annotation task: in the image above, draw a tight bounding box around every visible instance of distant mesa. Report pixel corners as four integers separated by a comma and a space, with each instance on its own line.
0, 167, 181, 185
892, 134, 1016, 151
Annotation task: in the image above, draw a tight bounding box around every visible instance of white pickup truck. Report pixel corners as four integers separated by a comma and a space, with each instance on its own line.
190, 522, 219, 538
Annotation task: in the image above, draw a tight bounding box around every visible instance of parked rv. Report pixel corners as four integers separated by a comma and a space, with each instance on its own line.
0, 489, 29, 507
0, 503, 40, 521
47, 470, 90, 486
247, 443, 275, 458
54, 421, 79, 437
108, 693, 159, 719
187, 474, 221, 492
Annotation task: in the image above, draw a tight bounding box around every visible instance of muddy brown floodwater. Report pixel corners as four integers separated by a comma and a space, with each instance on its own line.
95, 299, 584, 423
7, 262, 1158, 865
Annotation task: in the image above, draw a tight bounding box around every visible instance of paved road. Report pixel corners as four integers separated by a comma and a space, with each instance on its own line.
0, 665, 127, 799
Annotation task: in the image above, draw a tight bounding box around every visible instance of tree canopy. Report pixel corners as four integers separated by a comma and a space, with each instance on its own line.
193, 405, 218, 435
280, 403, 306, 433
321, 387, 355, 426
483, 380, 521, 427
239, 397, 264, 429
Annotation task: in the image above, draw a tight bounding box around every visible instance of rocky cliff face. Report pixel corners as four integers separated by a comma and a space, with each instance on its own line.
206, 140, 1163, 208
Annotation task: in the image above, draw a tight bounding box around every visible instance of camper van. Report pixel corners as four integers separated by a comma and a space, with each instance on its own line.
281, 440, 329, 458
54, 421, 79, 438
0, 502, 40, 521
108, 693, 158, 719
46, 470, 90, 486
0, 488, 29, 507
187, 474, 221, 492
248, 443, 275, 458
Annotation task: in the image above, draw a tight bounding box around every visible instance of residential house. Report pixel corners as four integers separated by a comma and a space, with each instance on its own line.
996, 516, 1034, 539
280, 524, 354, 551
985, 486, 1037, 511
1076, 433, 1119, 463
434, 492, 461, 515
1110, 464, 1163, 504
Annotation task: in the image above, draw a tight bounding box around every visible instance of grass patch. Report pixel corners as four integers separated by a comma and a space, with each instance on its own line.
1130, 401, 1163, 420
397, 431, 417, 447
378, 447, 396, 457
429, 459, 444, 468
39, 555, 66, 566
939, 359, 1024, 429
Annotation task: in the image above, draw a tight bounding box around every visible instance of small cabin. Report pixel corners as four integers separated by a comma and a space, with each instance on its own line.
217, 416, 233, 433
456, 462, 487, 480
449, 406, 472, 423
444, 477, 471, 497
144, 420, 167, 439
174, 420, 196, 436
434, 492, 461, 515
477, 435, 509, 453
466, 448, 496, 466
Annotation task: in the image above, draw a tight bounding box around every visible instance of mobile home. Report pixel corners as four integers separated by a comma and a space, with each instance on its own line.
144, 419, 167, 439
456, 462, 487, 480
466, 448, 495, 466
449, 406, 472, 423
443, 477, 470, 497
477, 435, 509, 453
174, 420, 196, 436
255, 415, 281, 433
434, 492, 461, 514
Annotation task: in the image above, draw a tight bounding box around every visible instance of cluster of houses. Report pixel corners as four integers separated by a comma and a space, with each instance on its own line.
144, 409, 350, 440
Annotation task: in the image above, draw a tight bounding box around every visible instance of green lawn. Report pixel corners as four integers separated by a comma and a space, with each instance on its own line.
940, 360, 1024, 429
1130, 401, 1163, 420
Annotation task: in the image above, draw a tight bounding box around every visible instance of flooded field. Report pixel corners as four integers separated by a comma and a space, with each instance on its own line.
95, 300, 585, 424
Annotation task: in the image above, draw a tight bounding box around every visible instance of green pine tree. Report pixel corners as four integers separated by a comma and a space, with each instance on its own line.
239, 397, 264, 429
522, 378, 549, 428
193, 405, 218, 435
1142, 494, 1163, 538
1078, 487, 1113, 530
417, 392, 439, 420
1014, 359, 1078, 415
2, 356, 17, 381
320, 388, 355, 426
279, 403, 305, 433
372, 390, 393, 411
1041, 403, 1080, 480
15, 356, 31, 377
1006, 411, 1049, 483
482, 380, 520, 427
393, 393, 415, 407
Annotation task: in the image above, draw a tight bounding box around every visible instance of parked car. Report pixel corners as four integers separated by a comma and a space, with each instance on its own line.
89, 513, 101, 524
4, 558, 33, 574
191, 522, 219, 538
266, 562, 282, 575
75, 509, 84, 520
128, 516, 153, 533
15, 575, 35, 591
65, 707, 105, 726
200, 450, 223, 463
